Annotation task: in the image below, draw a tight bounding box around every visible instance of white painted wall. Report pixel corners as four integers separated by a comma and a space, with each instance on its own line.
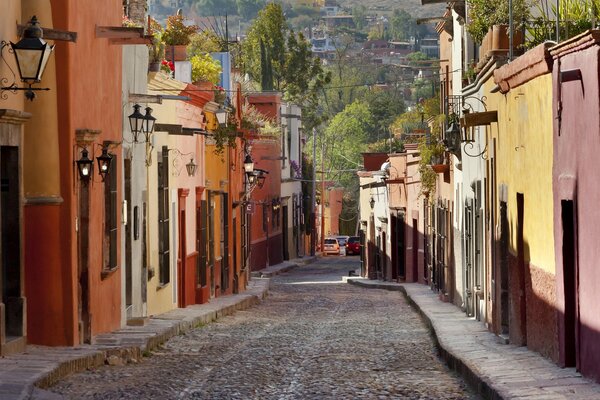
121, 44, 150, 324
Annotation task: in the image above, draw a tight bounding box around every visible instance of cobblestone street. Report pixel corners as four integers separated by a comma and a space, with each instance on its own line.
50, 257, 479, 399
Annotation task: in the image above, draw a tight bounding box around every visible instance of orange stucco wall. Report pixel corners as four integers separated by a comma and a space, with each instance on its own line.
25, 0, 123, 346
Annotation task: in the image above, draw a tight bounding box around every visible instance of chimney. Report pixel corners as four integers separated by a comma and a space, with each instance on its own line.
125, 0, 147, 27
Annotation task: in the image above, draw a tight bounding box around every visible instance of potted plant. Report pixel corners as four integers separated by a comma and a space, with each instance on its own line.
162, 13, 198, 61
148, 17, 164, 72
466, 0, 530, 46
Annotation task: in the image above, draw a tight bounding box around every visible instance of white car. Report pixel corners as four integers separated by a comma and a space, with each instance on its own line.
323, 238, 340, 255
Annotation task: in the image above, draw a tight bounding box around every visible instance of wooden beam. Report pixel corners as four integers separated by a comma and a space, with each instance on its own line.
110, 36, 152, 45
128, 94, 163, 104
417, 17, 449, 24
462, 111, 498, 127
154, 123, 182, 134
95, 26, 145, 39
18, 24, 77, 42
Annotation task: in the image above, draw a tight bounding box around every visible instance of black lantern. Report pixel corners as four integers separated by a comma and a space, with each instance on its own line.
257, 173, 266, 188
247, 171, 257, 185
143, 106, 156, 142
215, 106, 228, 126
444, 122, 462, 155
186, 158, 197, 177
96, 146, 112, 181
243, 154, 254, 173
11, 16, 54, 84
128, 104, 145, 142
76, 148, 93, 182
369, 196, 375, 209
1, 16, 55, 101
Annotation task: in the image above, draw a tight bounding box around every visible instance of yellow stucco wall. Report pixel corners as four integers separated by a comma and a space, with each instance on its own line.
486, 74, 555, 273
146, 80, 181, 316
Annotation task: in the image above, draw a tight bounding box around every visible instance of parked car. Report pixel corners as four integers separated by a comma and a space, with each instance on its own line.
323, 238, 340, 255
346, 236, 361, 255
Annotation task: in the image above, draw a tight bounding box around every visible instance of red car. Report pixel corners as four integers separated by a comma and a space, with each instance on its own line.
345, 236, 361, 255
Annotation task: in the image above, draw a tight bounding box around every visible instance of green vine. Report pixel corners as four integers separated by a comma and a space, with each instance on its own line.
211, 118, 239, 157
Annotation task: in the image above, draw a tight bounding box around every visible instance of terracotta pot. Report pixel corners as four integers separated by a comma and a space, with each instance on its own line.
491, 25, 524, 51
164, 44, 187, 61
492, 25, 509, 50
431, 164, 450, 173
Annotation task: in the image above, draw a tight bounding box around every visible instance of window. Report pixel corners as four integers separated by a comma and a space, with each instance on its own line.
103, 152, 118, 273
158, 147, 170, 285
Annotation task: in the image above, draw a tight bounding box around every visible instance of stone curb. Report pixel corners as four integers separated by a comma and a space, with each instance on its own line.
251, 256, 319, 278
0, 279, 270, 400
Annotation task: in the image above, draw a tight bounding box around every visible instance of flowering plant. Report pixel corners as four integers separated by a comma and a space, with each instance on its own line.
162, 14, 198, 46
161, 59, 174, 75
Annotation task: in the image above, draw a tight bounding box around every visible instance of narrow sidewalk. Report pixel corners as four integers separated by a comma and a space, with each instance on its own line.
345, 277, 600, 400
0, 278, 271, 400
251, 255, 319, 278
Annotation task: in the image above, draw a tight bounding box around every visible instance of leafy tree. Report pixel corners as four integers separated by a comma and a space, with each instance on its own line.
364, 89, 406, 142
389, 9, 416, 41
466, 0, 531, 43
242, 3, 330, 131
192, 0, 237, 16
317, 101, 374, 185
289, 15, 314, 31
241, 3, 288, 90
413, 78, 435, 101
407, 51, 428, 65
352, 5, 368, 30
187, 30, 222, 55
237, 0, 266, 20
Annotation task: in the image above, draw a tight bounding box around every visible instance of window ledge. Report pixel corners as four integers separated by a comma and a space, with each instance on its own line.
101, 266, 119, 280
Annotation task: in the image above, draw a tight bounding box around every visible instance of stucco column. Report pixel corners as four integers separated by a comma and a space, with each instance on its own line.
22, 0, 61, 203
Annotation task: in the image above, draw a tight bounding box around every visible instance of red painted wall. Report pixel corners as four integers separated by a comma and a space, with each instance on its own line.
248, 137, 282, 270
552, 37, 600, 381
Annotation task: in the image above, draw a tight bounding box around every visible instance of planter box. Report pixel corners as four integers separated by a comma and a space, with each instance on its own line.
431, 164, 450, 173
164, 44, 187, 61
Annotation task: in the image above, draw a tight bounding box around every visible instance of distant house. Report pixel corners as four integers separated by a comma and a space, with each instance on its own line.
389, 41, 414, 56
321, 5, 340, 15
323, 15, 355, 29
419, 37, 440, 58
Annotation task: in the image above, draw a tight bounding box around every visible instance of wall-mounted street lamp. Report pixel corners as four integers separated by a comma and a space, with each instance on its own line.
1, 16, 54, 101
185, 158, 197, 177
143, 106, 156, 141
128, 104, 156, 143
243, 154, 254, 173
96, 146, 113, 181
215, 106, 228, 126
369, 196, 375, 209
76, 148, 93, 182
128, 104, 145, 143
